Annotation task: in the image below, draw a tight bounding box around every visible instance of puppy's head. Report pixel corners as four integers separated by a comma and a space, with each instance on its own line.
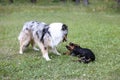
66, 45, 73, 51
66, 42, 80, 51
66, 42, 76, 51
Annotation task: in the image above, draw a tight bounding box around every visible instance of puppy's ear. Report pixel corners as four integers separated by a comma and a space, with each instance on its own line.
69, 42, 74, 46
66, 45, 72, 51
66, 45, 70, 49
76, 44, 81, 47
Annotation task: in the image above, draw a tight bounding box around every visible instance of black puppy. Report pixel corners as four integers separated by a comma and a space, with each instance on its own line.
65, 42, 95, 63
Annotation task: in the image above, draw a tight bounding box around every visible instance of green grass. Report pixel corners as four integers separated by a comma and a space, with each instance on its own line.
0, 0, 120, 80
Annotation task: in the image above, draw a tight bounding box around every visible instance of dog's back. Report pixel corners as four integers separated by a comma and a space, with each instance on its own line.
18, 21, 48, 54
18, 21, 47, 41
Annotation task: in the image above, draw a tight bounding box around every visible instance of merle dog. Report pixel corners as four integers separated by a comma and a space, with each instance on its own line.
65, 42, 95, 63
18, 21, 68, 61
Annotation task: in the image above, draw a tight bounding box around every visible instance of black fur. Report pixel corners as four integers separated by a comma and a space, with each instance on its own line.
35, 25, 51, 44
62, 24, 68, 42
66, 42, 95, 63
40, 27, 51, 43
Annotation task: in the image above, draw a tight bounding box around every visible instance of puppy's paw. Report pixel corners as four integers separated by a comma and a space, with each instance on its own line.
63, 51, 70, 55
63, 52, 66, 55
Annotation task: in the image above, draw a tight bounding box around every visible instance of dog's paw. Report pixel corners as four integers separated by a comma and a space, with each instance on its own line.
56, 52, 61, 56
19, 51, 23, 54
46, 58, 51, 61
43, 53, 51, 61
33, 47, 39, 51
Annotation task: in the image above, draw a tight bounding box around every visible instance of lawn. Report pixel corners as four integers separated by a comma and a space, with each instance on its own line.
0, 0, 120, 80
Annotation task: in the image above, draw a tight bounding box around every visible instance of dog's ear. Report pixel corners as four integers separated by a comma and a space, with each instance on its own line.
66, 45, 70, 49
62, 24, 68, 42
69, 42, 74, 46
74, 43, 79, 46
69, 42, 81, 48
62, 24, 68, 31
66, 45, 73, 51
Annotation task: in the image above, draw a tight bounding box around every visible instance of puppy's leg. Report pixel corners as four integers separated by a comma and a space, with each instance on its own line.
63, 51, 71, 55
51, 47, 61, 56
30, 40, 39, 51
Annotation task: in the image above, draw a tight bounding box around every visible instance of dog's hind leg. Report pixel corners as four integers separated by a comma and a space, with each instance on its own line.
19, 39, 30, 54
19, 42, 24, 54
51, 47, 61, 56
18, 30, 31, 54
19, 34, 31, 54
33, 46, 39, 51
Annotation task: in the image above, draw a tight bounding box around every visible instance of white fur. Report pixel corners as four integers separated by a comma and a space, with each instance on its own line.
48, 23, 63, 47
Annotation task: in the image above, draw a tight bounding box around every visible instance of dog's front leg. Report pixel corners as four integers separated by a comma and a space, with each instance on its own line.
41, 47, 51, 61
52, 47, 61, 56
43, 52, 51, 61
19, 46, 23, 54
36, 41, 51, 61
